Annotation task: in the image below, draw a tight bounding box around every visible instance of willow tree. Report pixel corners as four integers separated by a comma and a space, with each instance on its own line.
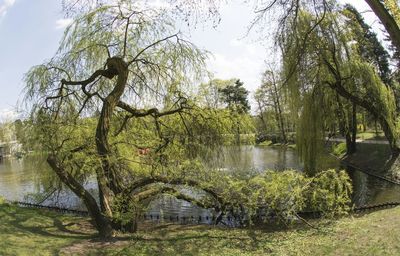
252, 1, 400, 157
70, 0, 400, 52
24, 2, 230, 238
279, 7, 399, 174
252, 0, 400, 52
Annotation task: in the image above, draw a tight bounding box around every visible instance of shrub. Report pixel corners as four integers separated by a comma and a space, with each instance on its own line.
332, 142, 347, 157
216, 169, 352, 225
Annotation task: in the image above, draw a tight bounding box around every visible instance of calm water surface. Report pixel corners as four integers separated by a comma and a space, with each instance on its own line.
0, 146, 399, 215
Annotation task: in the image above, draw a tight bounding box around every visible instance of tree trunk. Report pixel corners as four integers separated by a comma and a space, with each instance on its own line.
47, 155, 114, 238
344, 129, 353, 154
328, 81, 400, 155
379, 116, 400, 156
236, 119, 241, 145
364, 0, 400, 52
256, 100, 268, 132
271, 72, 287, 144
276, 101, 287, 144
348, 103, 357, 154
273, 102, 287, 144
362, 112, 367, 132
95, 57, 129, 217
335, 94, 355, 154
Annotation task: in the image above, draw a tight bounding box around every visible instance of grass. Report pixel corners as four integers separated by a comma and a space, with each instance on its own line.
257, 140, 296, 149
1, 200, 400, 255
356, 131, 385, 140
84, 207, 400, 256
0, 201, 95, 256
332, 142, 347, 158
257, 140, 272, 146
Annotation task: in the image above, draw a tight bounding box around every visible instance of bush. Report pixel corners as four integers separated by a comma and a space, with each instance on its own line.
216, 169, 352, 225
305, 169, 352, 216
332, 142, 347, 157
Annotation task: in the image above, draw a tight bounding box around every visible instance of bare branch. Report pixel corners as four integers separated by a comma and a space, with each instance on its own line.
128, 33, 179, 65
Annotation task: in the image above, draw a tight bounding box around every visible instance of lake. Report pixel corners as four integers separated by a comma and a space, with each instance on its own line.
0, 146, 399, 219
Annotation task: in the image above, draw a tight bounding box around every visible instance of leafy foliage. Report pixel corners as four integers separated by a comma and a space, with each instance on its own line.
21, 0, 365, 238
305, 169, 352, 216
343, 4, 391, 84
219, 79, 251, 114
204, 168, 352, 225
332, 142, 347, 157
280, 8, 400, 173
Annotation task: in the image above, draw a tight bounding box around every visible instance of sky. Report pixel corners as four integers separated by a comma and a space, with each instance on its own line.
0, 0, 385, 121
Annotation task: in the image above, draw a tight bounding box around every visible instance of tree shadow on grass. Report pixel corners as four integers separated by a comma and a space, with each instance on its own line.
88, 224, 295, 256
106, 234, 250, 256
0, 204, 96, 240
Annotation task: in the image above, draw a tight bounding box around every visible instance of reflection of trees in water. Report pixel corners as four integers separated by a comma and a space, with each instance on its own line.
147, 194, 215, 222
0, 156, 92, 210
347, 168, 400, 207
200, 146, 302, 173
222, 146, 300, 173
275, 147, 287, 170
225, 146, 253, 171
2, 149, 400, 211
0, 157, 53, 199
349, 169, 369, 206
22, 155, 63, 204
0, 158, 25, 200
366, 175, 400, 205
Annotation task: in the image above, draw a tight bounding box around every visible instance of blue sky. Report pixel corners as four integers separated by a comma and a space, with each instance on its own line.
0, 0, 382, 121
0, 0, 67, 120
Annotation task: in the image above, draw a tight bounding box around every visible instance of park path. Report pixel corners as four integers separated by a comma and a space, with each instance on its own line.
327, 138, 388, 145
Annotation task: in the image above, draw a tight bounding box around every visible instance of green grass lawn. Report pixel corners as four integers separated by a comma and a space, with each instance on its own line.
0, 202, 95, 256
84, 208, 400, 256
1, 201, 400, 256
356, 131, 386, 140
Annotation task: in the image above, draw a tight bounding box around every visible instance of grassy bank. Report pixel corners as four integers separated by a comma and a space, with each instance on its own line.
0, 202, 95, 256
341, 143, 400, 180
356, 131, 385, 140
257, 140, 296, 149
1, 201, 400, 255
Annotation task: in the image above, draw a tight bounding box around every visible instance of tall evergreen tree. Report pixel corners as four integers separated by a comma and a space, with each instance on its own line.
219, 79, 251, 114
343, 4, 391, 85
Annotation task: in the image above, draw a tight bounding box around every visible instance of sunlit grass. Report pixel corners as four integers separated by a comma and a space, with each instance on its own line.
356, 131, 385, 140
0, 201, 94, 256
1, 199, 399, 256
85, 207, 400, 256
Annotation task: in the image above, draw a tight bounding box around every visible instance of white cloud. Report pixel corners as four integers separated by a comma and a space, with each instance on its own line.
207, 52, 264, 92
148, 0, 171, 9
0, 109, 18, 123
229, 38, 263, 56
229, 39, 243, 47
55, 18, 73, 30
207, 38, 266, 91
0, 0, 15, 18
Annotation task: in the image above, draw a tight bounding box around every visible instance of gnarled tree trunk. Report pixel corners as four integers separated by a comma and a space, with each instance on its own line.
47, 155, 114, 238
94, 57, 129, 218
